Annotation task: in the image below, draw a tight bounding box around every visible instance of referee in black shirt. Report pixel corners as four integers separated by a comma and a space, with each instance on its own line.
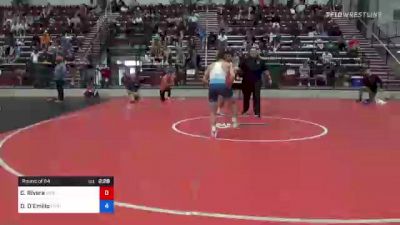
239, 48, 271, 117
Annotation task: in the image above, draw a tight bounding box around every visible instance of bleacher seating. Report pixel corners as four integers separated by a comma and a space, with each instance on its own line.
0, 4, 101, 86
0, 2, 384, 88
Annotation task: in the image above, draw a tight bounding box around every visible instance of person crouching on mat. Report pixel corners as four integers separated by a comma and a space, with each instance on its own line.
203, 50, 238, 138
160, 61, 176, 102
122, 72, 140, 103
357, 69, 383, 104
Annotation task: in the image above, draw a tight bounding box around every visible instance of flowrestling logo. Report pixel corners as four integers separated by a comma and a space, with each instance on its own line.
326, 11, 382, 18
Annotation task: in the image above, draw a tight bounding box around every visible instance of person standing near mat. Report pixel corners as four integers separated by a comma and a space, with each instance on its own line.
53, 56, 67, 103
239, 48, 271, 117
203, 50, 238, 138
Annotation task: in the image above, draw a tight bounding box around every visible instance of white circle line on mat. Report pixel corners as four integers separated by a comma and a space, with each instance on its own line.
172, 116, 329, 142
1, 113, 399, 223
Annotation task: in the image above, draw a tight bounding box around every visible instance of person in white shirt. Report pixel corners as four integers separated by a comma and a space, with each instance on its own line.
133, 16, 143, 24
217, 30, 228, 51
248, 6, 252, 20
11, 21, 17, 33
31, 49, 40, 63
316, 38, 324, 50
321, 51, 333, 64
308, 30, 316, 37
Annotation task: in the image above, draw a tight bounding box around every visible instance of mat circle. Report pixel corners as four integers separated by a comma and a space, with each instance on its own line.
172, 116, 329, 142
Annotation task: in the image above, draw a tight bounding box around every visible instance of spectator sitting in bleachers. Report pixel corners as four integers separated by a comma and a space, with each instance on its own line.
246, 29, 254, 44
295, 0, 306, 17
10, 20, 18, 34
61, 33, 72, 55
310, 49, 318, 62
272, 29, 281, 52
348, 35, 360, 57
321, 51, 333, 64
267, 30, 275, 43
338, 35, 347, 51
48, 41, 58, 56
32, 32, 41, 49
308, 28, 317, 37
219, 19, 227, 32
316, 38, 324, 51
325, 40, 339, 56
132, 15, 143, 25
310, 0, 321, 15
23, 14, 34, 27
38, 48, 53, 64
118, 0, 128, 12
208, 32, 217, 49
217, 29, 228, 51
15, 38, 23, 59
235, 7, 243, 20
4, 13, 13, 26
20, 19, 29, 36
271, 12, 280, 29
111, 0, 118, 12
150, 37, 164, 63
291, 35, 301, 49
13, 20, 26, 37
259, 38, 268, 54
46, 3, 53, 17
49, 17, 56, 26
299, 60, 311, 87
248, 5, 255, 20
315, 9, 325, 33
69, 14, 81, 30
40, 30, 51, 49
31, 49, 40, 64
187, 13, 199, 36
348, 36, 360, 49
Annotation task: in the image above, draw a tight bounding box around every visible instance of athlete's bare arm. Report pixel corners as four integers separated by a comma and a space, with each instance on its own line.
203, 63, 213, 84
222, 62, 235, 81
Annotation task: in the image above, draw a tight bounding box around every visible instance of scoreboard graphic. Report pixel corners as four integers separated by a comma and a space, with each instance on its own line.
18, 176, 114, 213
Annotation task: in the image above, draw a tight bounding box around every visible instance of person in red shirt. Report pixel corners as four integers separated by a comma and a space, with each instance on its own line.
100, 66, 111, 88
348, 36, 360, 49
160, 62, 176, 102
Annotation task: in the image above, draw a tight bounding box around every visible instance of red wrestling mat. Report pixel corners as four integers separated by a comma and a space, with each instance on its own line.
1, 98, 400, 225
